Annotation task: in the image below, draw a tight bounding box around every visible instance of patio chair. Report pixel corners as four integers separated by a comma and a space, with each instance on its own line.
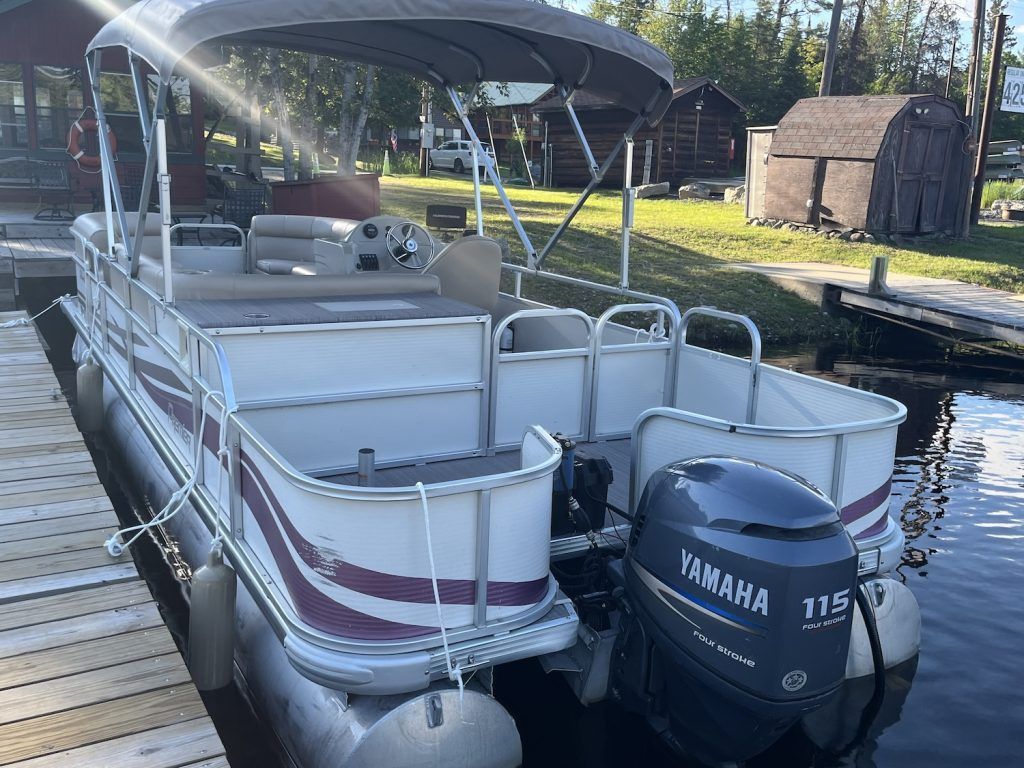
33, 161, 76, 221
217, 185, 268, 245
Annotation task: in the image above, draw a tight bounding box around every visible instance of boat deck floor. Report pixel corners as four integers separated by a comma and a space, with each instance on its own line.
324, 437, 634, 513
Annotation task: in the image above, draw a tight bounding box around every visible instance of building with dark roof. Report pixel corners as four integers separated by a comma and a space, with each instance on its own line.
533, 75, 745, 189
754, 94, 971, 235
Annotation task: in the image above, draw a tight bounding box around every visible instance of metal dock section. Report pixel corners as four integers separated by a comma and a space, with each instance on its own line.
0, 311, 227, 767
733, 262, 1024, 354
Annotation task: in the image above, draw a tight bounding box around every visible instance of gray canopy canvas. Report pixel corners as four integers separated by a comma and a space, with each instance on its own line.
88, 0, 674, 124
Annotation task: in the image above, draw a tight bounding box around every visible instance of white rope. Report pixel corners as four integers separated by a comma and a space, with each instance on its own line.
0, 294, 72, 329
105, 389, 226, 557
415, 481, 466, 707
211, 401, 238, 546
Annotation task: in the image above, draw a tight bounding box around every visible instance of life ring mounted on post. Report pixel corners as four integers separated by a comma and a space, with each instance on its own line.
67, 116, 116, 171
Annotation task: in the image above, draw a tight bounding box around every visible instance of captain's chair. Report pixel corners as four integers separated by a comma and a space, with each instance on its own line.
423, 235, 503, 313
250, 215, 359, 274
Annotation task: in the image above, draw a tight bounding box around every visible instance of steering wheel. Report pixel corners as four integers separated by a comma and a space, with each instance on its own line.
385, 221, 435, 269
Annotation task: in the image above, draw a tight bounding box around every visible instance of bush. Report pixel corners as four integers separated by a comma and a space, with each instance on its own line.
981, 179, 1024, 208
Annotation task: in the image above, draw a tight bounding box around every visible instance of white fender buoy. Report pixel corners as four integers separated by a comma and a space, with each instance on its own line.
75, 355, 104, 433
188, 544, 237, 690
846, 577, 921, 679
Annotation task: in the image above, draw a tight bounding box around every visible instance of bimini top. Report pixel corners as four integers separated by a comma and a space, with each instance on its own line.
88, 0, 675, 123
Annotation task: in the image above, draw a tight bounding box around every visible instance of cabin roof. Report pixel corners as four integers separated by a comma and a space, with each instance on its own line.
88, 0, 675, 124
769, 94, 953, 160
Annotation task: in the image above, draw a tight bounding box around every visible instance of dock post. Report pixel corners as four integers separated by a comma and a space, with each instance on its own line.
868, 255, 890, 296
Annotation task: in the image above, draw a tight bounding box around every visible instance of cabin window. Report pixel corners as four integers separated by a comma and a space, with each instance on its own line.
33, 66, 84, 150
99, 72, 193, 154
0, 63, 27, 149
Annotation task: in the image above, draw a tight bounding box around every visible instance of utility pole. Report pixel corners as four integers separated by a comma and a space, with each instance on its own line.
965, 0, 987, 128
970, 13, 1007, 226
419, 83, 430, 177
819, 0, 845, 96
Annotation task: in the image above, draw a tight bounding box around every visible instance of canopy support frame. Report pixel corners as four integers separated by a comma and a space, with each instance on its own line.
535, 111, 645, 270
447, 83, 538, 266
86, 50, 130, 257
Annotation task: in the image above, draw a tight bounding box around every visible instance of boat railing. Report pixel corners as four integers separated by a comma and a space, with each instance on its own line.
679, 307, 762, 423
589, 302, 680, 440
489, 307, 595, 449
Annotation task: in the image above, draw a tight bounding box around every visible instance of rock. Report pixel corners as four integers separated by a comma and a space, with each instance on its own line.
838, 230, 853, 241
850, 232, 864, 242
862, 233, 875, 243
772, 220, 785, 229
723, 184, 746, 205
785, 222, 800, 231
635, 181, 670, 199
678, 182, 711, 200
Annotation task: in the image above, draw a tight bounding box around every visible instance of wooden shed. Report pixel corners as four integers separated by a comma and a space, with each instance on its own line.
533, 76, 744, 188
759, 95, 971, 235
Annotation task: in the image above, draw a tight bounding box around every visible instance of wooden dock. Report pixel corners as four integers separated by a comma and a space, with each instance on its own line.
733, 261, 1024, 351
0, 238, 75, 311
0, 312, 227, 767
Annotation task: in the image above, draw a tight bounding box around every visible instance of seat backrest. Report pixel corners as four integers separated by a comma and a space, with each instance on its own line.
423, 235, 503, 312
71, 212, 162, 259
248, 214, 360, 265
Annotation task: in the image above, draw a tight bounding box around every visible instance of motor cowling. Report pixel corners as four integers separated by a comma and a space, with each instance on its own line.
617, 457, 858, 764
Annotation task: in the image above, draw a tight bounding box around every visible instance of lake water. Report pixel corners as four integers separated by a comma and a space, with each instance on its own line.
36, 283, 1022, 768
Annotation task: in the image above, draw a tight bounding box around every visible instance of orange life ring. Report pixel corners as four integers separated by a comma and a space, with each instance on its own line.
67, 118, 116, 168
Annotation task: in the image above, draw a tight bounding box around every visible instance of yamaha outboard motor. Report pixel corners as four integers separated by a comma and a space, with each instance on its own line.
613, 457, 858, 764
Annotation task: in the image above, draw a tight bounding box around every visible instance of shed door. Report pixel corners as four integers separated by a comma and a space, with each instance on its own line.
896, 123, 953, 233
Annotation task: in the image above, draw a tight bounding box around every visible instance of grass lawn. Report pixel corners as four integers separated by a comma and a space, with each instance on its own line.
378, 174, 1024, 347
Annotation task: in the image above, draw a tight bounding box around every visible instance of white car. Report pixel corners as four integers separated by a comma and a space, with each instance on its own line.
428, 140, 495, 173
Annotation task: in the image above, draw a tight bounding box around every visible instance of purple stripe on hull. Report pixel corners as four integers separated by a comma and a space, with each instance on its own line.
135, 365, 194, 431
241, 453, 549, 609
240, 460, 436, 640
840, 477, 893, 540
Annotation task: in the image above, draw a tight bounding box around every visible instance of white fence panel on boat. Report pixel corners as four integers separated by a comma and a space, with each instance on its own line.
242, 389, 484, 473
633, 410, 838, 510
492, 354, 589, 447
490, 308, 594, 449
675, 347, 753, 423
215, 320, 487, 403
592, 344, 670, 437
755, 366, 895, 428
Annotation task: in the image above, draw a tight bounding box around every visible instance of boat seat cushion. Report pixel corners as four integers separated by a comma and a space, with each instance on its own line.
71, 212, 162, 262
248, 214, 360, 269
256, 258, 306, 275
137, 254, 440, 301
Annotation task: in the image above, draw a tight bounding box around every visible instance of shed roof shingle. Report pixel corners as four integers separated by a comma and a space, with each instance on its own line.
770, 95, 942, 160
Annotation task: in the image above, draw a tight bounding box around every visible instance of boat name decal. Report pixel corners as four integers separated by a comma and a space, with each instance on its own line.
167, 403, 193, 449
681, 547, 769, 617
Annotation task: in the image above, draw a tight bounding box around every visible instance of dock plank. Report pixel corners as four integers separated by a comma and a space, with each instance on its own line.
0, 313, 227, 766
0, 686, 207, 765
0, 561, 140, 603
0, 600, 164, 660
6, 717, 223, 768
0, 654, 194, 725
0, 627, 176, 689
0, 527, 119, 562
0, 581, 152, 632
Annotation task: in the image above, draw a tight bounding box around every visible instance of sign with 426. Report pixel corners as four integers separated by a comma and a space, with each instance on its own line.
1001, 67, 1024, 114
